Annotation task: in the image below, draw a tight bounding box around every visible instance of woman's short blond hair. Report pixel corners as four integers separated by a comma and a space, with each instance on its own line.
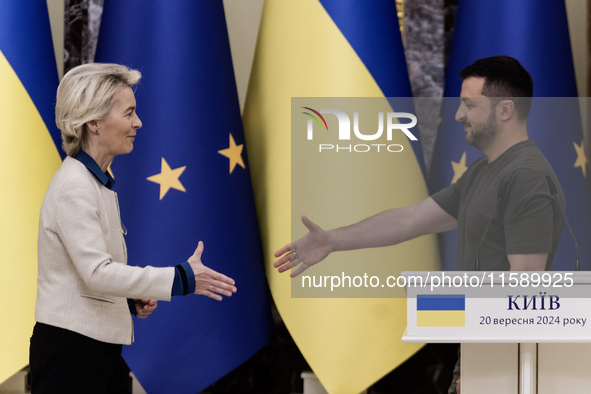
56, 63, 141, 157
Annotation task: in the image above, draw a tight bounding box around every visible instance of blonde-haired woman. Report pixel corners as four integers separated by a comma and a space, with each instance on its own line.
29, 63, 237, 393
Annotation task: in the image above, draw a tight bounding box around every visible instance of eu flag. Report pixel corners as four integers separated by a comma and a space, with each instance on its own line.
0, 1, 61, 383
95, 1, 271, 392
429, 0, 590, 271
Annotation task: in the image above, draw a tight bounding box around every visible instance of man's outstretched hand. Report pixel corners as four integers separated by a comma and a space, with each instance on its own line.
273, 216, 333, 277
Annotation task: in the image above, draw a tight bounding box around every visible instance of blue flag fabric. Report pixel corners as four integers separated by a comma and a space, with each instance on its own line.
0, 1, 61, 151
429, 0, 591, 271
95, 1, 271, 392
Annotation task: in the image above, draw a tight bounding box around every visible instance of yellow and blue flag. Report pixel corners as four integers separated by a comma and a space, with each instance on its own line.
244, 0, 440, 392
429, 0, 590, 271
0, 1, 61, 384
95, 1, 271, 392
417, 295, 465, 327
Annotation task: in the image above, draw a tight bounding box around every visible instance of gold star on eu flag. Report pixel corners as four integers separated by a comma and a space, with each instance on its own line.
451, 151, 468, 184
573, 140, 587, 178
218, 133, 245, 174
147, 157, 186, 200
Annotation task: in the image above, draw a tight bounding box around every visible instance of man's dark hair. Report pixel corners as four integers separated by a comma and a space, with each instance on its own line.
459, 56, 533, 120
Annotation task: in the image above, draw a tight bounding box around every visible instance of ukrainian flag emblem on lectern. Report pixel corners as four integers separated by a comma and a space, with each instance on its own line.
417, 295, 465, 327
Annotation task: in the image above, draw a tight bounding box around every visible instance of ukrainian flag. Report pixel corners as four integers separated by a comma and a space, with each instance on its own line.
417, 295, 466, 327
244, 0, 440, 392
0, 1, 61, 384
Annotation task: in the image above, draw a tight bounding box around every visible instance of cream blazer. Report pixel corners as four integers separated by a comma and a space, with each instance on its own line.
36, 157, 175, 345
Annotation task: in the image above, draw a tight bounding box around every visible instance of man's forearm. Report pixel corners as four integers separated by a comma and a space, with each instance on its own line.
328, 197, 457, 252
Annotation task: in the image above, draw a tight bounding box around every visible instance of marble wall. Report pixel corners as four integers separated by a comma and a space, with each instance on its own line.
64, 0, 103, 73
404, 0, 448, 169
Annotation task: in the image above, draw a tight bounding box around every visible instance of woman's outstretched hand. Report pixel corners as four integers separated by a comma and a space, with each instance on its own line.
188, 241, 237, 301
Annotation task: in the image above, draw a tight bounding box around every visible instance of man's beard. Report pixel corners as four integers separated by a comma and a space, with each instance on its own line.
465, 111, 497, 150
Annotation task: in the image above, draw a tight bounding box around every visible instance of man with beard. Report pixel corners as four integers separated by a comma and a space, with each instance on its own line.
275, 55, 564, 274
433, 56, 565, 273
273, 56, 566, 393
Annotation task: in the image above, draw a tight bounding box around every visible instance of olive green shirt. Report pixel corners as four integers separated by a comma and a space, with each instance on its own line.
431, 139, 564, 271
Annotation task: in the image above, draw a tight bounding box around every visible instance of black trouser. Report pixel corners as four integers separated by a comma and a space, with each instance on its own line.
29, 323, 131, 394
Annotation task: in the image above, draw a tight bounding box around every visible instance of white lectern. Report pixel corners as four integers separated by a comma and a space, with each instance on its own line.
401, 272, 591, 394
